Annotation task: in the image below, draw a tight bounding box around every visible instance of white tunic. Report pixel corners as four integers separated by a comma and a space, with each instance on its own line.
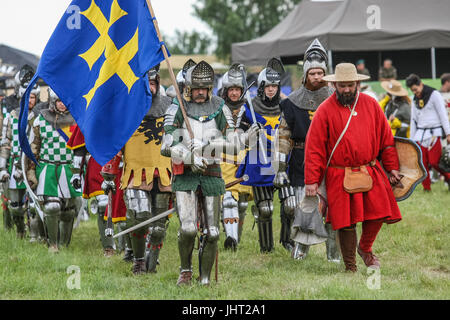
410, 90, 450, 147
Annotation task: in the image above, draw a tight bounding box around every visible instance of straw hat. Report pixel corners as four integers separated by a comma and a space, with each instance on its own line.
380, 80, 408, 97
323, 63, 370, 82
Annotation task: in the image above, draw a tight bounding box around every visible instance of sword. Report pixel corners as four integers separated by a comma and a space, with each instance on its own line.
238, 65, 269, 164
112, 207, 176, 239
21, 153, 45, 223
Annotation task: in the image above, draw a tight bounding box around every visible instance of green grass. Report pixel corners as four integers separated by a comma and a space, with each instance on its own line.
0, 181, 449, 300
367, 78, 442, 96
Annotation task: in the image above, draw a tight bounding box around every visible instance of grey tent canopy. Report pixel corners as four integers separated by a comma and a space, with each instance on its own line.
232, 0, 450, 66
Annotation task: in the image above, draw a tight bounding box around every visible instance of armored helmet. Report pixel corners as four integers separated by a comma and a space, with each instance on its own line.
176, 58, 197, 93
14, 64, 35, 98
257, 58, 284, 98
183, 60, 214, 102
303, 38, 328, 81
47, 87, 67, 114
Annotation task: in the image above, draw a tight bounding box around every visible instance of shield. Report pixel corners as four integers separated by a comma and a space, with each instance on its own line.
392, 137, 427, 201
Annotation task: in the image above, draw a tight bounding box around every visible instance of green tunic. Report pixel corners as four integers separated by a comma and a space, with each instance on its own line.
164, 100, 231, 197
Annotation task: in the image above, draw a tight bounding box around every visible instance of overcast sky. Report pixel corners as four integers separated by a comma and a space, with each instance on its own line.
0, 0, 212, 56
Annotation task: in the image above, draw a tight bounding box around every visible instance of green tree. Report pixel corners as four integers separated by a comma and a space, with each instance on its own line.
165, 29, 212, 55
193, 0, 302, 61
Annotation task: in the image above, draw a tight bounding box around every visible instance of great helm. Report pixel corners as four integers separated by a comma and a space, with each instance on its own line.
257, 58, 284, 97
303, 38, 328, 83
183, 60, 214, 102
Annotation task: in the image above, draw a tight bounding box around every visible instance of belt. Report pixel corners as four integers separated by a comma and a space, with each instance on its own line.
186, 164, 222, 178
293, 141, 305, 149
330, 159, 377, 170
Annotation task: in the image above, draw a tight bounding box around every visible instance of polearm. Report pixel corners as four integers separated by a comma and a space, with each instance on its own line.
113, 207, 176, 239
225, 174, 249, 189
238, 65, 269, 164
146, 0, 194, 141
104, 190, 114, 237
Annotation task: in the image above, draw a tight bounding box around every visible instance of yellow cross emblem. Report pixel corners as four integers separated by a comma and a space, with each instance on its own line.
262, 115, 279, 141
79, 0, 139, 109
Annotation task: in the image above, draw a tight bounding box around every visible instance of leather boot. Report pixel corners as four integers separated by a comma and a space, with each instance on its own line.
338, 227, 357, 272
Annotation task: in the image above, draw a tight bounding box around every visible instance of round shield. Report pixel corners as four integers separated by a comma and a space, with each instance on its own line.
392, 137, 427, 201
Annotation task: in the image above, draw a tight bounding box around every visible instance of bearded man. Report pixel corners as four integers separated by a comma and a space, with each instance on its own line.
274, 39, 340, 261
304, 63, 402, 272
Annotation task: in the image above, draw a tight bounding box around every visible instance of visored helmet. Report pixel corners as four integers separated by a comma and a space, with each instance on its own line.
14, 64, 35, 97
257, 58, 284, 98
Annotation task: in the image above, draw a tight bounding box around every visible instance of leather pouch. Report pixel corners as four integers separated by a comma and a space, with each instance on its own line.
343, 166, 373, 193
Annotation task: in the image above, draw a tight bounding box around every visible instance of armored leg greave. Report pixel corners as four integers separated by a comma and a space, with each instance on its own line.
176, 191, 197, 273
59, 199, 77, 247
1, 193, 13, 230
198, 196, 220, 286
29, 203, 45, 243
43, 197, 62, 248
222, 191, 239, 250
124, 189, 152, 261
8, 189, 26, 238
279, 186, 296, 251
94, 195, 115, 250
146, 191, 170, 273
325, 223, 341, 263
237, 194, 249, 243
252, 186, 274, 253
290, 186, 310, 260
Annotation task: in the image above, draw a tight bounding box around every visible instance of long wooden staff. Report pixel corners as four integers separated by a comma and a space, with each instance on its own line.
146, 0, 194, 140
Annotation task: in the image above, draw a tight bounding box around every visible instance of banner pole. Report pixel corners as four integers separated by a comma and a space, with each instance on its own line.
146, 0, 194, 139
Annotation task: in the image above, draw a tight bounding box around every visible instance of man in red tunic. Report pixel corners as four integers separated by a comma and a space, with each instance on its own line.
304, 63, 402, 272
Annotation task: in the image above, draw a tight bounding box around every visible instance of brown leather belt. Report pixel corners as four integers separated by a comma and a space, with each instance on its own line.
330, 159, 377, 170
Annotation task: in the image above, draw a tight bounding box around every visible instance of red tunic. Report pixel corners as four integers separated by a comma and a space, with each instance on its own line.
67, 125, 126, 223
304, 92, 402, 230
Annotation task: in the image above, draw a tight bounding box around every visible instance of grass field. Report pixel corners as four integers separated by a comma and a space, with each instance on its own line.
0, 181, 449, 300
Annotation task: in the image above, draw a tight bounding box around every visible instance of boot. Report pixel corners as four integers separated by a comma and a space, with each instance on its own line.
123, 249, 134, 262
132, 258, 147, 275
338, 227, 357, 272
177, 269, 193, 286
357, 246, 380, 269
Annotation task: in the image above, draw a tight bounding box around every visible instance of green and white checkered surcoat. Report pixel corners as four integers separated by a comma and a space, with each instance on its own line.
37, 115, 73, 163
34, 115, 80, 198
7, 114, 26, 189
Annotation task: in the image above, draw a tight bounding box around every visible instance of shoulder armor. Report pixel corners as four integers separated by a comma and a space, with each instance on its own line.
164, 104, 179, 127
222, 104, 235, 128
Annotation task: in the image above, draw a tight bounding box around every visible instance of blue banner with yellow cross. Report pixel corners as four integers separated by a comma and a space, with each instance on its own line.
19, 0, 167, 166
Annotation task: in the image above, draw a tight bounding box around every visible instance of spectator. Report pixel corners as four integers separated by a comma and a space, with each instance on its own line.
379, 59, 397, 81
380, 80, 411, 138
356, 59, 371, 78
439, 73, 450, 112
406, 73, 450, 191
